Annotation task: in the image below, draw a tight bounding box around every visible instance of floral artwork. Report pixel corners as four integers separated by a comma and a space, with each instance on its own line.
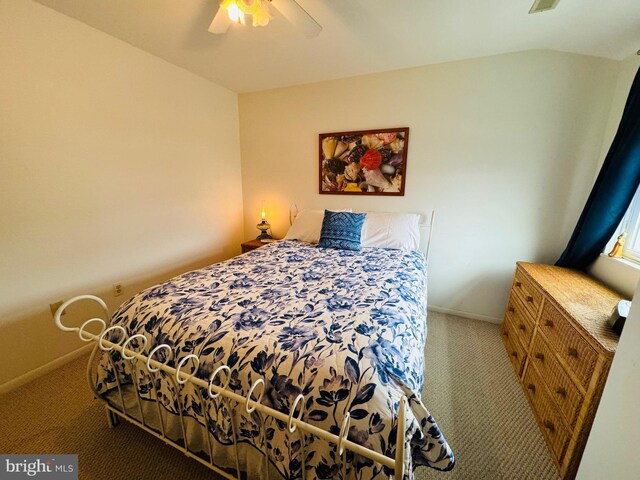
319, 128, 409, 195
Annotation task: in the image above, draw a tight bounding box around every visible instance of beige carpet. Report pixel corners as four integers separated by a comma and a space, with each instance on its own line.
418, 312, 559, 480
0, 312, 559, 480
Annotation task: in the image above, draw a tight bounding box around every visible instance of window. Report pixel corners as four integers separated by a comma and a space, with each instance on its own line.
616, 186, 640, 263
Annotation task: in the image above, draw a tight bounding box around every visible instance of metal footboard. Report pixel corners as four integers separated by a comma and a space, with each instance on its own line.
55, 295, 407, 480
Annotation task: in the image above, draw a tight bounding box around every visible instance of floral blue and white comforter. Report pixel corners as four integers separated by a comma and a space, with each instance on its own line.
95, 240, 454, 478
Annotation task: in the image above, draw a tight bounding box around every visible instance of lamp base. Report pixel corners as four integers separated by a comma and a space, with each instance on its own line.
256, 220, 272, 240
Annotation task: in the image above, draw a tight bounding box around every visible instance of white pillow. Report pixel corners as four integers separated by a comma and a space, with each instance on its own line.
361, 212, 420, 250
285, 209, 352, 244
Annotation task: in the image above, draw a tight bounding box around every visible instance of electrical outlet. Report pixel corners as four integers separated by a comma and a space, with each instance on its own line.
113, 283, 124, 297
50, 300, 65, 318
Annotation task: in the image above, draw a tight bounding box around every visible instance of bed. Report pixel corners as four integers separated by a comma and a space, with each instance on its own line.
56, 213, 454, 479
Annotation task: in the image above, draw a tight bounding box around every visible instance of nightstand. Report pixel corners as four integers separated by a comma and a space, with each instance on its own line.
241, 239, 276, 254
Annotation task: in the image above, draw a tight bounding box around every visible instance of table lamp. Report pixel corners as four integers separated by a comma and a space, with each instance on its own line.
256, 207, 272, 240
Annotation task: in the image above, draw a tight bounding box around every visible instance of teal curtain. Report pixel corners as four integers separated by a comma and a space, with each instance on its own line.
556, 66, 640, 269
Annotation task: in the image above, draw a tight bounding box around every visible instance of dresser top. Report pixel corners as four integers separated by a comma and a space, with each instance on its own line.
517, 262, 625, 353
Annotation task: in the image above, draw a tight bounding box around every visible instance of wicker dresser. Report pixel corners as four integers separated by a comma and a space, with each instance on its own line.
501, 262, 624, 480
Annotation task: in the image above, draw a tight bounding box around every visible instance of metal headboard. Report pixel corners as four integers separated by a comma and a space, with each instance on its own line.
290, 203, 300, 226
419, 210, 435, 264
288, 205, 435, 263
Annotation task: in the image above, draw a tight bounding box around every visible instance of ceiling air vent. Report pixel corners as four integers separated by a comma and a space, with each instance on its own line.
529, 0, 560, 14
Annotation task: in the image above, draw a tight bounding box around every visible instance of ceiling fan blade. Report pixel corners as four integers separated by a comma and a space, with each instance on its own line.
208, 5, 231, 34
270, 0, 322, 38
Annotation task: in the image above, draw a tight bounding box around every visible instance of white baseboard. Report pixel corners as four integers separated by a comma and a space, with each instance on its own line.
0, 343, 94, 396
428, 305, 502, 324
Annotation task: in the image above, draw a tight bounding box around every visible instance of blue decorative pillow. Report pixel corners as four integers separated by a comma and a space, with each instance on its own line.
319, 211, 366, 251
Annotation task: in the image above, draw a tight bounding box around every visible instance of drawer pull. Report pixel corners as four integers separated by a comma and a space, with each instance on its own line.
515, 281, 522, 288
508, 306, 515, 313
518, 324, 526, 331
534, 352, 544, 361
544, 319, 554, 328
543, 420, 555, 433
526, 295, 534, 303
556, 387, 567, 398
568, 347, 579, 359
527, 383, 536, 393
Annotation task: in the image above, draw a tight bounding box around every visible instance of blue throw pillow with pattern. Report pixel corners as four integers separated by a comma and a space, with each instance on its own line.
318, 210, 366, 251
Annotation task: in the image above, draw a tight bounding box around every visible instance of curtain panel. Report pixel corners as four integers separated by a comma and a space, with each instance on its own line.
556, 66, 640, 270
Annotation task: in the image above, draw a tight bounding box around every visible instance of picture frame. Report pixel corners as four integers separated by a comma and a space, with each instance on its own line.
319, 127, 409, 196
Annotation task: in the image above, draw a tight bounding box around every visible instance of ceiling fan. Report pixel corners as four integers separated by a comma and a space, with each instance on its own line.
208, 0, 322, 38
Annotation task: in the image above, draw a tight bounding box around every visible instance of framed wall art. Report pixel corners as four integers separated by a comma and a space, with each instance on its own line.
319, 127, 409, 196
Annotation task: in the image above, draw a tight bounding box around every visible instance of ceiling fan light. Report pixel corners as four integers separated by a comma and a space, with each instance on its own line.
251, 4, 272, 27
220, 0, 244, 24
229, 4, 244, 23
221, 0, 271, 27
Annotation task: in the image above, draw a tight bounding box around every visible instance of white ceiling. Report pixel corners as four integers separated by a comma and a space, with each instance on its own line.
35, 0, 640, 93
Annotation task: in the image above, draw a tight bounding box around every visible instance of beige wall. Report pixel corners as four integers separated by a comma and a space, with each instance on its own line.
239, 50, 619, 319
0, 0, 244, 386
577, 280, 640, 479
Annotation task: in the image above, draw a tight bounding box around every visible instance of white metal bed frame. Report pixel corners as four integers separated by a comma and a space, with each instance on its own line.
53, 210, 436, 480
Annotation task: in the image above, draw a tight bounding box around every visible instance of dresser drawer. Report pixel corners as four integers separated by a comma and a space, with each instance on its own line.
529, 333, 584, 429
513, 268, 543, 319
523, 363, 570, 464
538, 302, 598, 389
506, 294, 535, 349
501, 317, 526, 376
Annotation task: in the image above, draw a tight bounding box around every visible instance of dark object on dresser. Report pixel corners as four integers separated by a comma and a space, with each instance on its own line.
607, 300, 631, 335
501, 262, 624, 480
